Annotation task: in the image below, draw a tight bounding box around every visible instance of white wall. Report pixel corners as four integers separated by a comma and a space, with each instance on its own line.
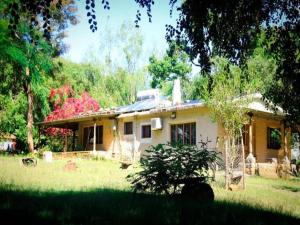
116, 107, 218, 160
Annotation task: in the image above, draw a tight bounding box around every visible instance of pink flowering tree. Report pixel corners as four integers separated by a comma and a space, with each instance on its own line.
45, 86, 100, 137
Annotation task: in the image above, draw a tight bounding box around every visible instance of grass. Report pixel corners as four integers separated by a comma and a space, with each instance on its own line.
0, 155, 300, 225
0, 156, 130, 191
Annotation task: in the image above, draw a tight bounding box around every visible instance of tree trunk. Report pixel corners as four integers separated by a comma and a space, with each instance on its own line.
26, 67, 34, 153
225, 138, 229, 190
240, 129, 246, 190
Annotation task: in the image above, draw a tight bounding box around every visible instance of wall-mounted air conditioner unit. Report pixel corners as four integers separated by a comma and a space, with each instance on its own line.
151, 118, 162, 130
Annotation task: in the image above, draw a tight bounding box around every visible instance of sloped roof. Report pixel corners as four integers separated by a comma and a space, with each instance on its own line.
0, 133, 16, 140
39, 92, 284, 126
245, 93, 284, 115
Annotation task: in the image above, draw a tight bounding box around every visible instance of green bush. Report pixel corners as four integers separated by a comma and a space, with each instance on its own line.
37, 145, 51, 159
127, 141, 218, 195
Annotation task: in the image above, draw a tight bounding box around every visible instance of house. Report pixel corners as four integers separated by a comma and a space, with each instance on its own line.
40, 80, 297, 164
0, 133, 16, 152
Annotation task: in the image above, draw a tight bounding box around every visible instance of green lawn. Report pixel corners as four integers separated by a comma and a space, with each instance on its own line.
0, 156, 300, 225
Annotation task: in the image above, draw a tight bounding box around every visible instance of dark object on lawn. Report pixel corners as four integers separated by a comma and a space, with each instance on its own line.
63, 160, 78, 171
180, 177, 214, 202
22, 158, 37, 167
120, 161, 132, 169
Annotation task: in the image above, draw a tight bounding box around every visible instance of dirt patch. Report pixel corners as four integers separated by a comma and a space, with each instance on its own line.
63, 160, 78, 171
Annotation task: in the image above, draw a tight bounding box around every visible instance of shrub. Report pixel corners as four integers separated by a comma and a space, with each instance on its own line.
127, 140, 218, 195
37, 145, 51, 159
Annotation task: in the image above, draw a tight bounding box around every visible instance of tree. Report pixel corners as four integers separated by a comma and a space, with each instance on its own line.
117, 21, 144, 74
165, 1, 299, 127
263, 30, 300, 126
141, 1, 300, 127
4, 1, 300, 126
201, 56, 270, 189
148, 41, 192, 89
148, 41, 193, 100
96, 20, 146, 103
0, 17, 53, 152
44, 86, 99, 152
5, 0, 79, 42
0, 0, 78, 152
45, 87, 99, 136
10, 1, 298, 69
49, 57, 147, 108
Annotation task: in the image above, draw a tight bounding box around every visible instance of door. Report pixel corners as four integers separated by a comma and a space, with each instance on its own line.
83, 125, 103, 150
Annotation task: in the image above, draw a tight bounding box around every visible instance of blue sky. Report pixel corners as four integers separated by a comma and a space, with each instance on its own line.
63, 0, 179, 66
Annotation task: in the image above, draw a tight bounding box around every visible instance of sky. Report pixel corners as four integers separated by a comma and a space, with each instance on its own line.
62, 0, 179, 66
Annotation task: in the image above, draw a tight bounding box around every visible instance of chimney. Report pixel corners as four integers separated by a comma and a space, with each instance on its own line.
172, 78, 182, 105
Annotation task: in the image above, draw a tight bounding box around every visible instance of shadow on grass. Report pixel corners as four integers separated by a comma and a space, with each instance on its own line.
273, 185, 300, 193
0, 187, 299, 225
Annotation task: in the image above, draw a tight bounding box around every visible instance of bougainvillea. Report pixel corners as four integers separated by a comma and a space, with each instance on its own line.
45, 86, 100, 136
48, 85, 74, 107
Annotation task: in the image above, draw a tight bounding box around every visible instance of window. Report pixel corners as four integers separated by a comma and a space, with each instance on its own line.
267, 127, 281, 149
83, 126, 103, 149
171, 122, 196, 145
124, 122, 133, 135
141, 125, 151, 139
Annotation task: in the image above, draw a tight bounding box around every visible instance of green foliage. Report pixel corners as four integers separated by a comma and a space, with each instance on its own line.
128, 141, 218, 195
202, 57, 251, 136
0, 1, 69, 151
186, 74, 210, 101
36, 145, 51, 158
197, 53, 276, 136
263, 30, 300, 126
42, 135, 65, 152
148, 42, 192, 88
48, 21, 148, 109
117, 21, 144, 73
0, 93, 28, 149
94, 20, 145, 75
166, 0, 299, 126
270, 129, 281, 144
49, 60, 147, 108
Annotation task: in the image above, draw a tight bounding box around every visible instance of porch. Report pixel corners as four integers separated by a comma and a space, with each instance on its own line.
241, 111, 295, 177
40, 110, 120, 158
243, 112, 291, 164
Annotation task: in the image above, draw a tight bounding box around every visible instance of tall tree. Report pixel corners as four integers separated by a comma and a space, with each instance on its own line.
48, 58, 147, 108
0, 18, 53, 152
0, 0, 78, 152
165, 1, 299, 126
201, 57, 266, 189
117, 21, 144, 74
145, 0, 299, 127
148, 41, 192, 89
5, 1, 300, 125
